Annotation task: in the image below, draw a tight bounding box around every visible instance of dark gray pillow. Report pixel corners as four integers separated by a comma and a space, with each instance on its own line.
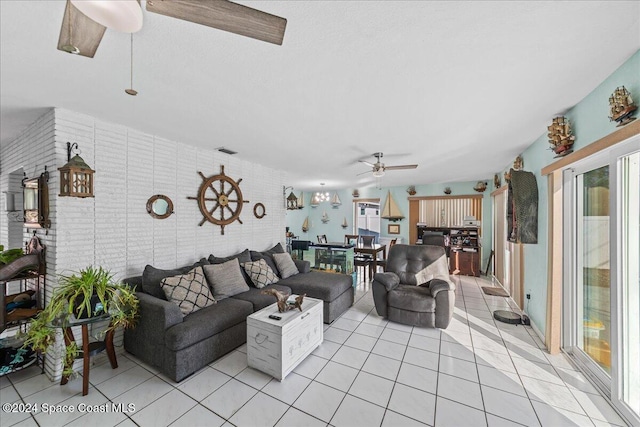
142, 258, 209, 300
208, 249, 253, 286
142, 266, 188, 300
203, 258, 250, 300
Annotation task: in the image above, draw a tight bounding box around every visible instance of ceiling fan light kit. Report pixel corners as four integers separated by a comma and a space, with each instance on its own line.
70, 0, 143, 33
58, 1, 286, 59
358, 152, 417, 179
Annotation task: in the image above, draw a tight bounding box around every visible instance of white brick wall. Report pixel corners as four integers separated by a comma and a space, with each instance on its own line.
1, 107, 287, 380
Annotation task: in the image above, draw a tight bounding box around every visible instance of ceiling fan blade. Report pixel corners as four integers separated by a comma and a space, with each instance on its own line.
356, 170, 373, 176
57, 0, 106, 58
384, 164, 418, 170
146, 0, 287, 45
358, 160, 375, 167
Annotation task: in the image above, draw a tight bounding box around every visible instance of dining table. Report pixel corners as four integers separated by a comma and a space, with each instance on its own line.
353, 243, 387, 277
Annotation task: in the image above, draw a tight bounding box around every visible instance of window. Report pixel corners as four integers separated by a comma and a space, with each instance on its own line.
418, 196, 482, 227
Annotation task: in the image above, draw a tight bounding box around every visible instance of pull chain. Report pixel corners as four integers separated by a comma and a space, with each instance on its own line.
125, 33, 138, 96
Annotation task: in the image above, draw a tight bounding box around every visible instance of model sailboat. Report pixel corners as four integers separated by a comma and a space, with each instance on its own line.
297, 192, 305, 209
381, 191, 404, 221
321, 211, 329, 223
331, 192, 341, 208
302, 217, 309, 232
341, 217, 348, 228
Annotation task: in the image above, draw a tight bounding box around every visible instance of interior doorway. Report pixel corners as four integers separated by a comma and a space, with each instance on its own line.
352, 199, 380, 243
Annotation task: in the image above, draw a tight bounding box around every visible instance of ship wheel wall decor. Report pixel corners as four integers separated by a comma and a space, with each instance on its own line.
188, 165, 249, 235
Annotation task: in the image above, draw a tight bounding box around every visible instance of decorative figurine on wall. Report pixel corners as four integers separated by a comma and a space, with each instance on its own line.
513, 155, 523, 170
473, 181, 488, 192
608, 86, 637, 127
494, 174, 501, 189
547, 116, 576, 158
406, 185, 416, 196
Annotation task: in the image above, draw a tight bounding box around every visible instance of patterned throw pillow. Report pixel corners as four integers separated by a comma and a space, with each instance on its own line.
272, 252, 299, 279
242, 259, 279, 288
160, 267, 216, 316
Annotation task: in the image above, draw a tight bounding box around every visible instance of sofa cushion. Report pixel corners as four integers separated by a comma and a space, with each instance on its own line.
272, 253, 299, 279
388, 285, 436, 313
203, 258, 250, 300
160, 267, 216, 316
279, 271, 352, 302
165, 298, 253, 351
231, 284, 292, 312
141, 258, 210, 300
209, 249, 253, 286
242, 259, 279, 288
250, 243, 285, 277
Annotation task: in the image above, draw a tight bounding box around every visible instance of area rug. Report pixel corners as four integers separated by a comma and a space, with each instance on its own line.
482, 286, 509, 297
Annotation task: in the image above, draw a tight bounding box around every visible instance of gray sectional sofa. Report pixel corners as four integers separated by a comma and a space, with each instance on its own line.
123, 244, 353, 382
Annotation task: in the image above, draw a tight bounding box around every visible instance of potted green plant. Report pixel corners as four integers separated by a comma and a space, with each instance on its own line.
22, 266, 139, 376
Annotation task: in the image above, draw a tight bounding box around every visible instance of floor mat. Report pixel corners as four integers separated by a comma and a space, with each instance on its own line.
482, 286, 509, 297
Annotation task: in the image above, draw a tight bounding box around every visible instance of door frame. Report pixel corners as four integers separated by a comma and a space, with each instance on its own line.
561, 133, 640, 425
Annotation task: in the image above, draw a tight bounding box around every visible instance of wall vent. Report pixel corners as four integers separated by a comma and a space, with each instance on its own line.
217, 147, 237, 155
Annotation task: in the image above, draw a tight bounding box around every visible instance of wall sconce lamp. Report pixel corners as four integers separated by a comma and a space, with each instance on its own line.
59, 142, 95, 198
284, 186, 298, 210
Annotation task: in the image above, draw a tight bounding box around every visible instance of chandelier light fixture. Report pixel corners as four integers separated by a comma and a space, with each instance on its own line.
310, 183, 330, 207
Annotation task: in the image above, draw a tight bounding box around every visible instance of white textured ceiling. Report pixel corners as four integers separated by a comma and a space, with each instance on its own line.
1, 1, 639, 190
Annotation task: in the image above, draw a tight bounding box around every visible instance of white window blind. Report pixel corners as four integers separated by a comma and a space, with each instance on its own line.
418, 197, 482, 227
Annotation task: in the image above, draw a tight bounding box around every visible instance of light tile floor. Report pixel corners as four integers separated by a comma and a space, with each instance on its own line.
0, 274, 629, 426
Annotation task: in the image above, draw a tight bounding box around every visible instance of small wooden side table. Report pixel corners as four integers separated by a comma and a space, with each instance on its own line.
58, 315, 118, 396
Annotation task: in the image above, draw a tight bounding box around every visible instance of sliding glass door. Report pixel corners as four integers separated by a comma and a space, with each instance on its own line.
563, 135, 640, 425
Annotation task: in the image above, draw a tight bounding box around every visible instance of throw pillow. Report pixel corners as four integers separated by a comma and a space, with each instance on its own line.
203, 258, 250, 300
160, 267, 216, 316
208, 249, 253, 286
272, 252, 299, 279
142, 259, 210, 300
241, 259, 279, 288
249, 243, 285, 277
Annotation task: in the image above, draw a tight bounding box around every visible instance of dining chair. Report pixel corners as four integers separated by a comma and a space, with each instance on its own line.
377, 238, 398, 272
317, 235, 328, 244
361, 235, 375, 246
354, 235, 376, 282
344, 234, 359, 245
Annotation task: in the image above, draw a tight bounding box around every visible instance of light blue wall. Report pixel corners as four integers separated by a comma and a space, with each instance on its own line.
286, 180, 493, 266
497, 49, 639, 335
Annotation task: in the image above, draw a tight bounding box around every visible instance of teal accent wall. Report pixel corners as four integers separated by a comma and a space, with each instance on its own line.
498, 49, 639, 336
286, 180, 492, 266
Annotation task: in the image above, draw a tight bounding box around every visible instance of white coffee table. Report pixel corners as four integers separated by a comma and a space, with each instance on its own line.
247, 296, 323, 380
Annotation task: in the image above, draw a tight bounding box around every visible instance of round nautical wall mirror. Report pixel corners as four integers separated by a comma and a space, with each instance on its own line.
254, 203, 266, 219
147, 195, 174, 219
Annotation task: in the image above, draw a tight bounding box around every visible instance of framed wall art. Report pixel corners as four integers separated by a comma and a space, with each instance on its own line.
388, 224, 400, 235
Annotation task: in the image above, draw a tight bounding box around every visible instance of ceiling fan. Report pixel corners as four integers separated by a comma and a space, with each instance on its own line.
358, 152, 418, 178
57, 0, 287, 58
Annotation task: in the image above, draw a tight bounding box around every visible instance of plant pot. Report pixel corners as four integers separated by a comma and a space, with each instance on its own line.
73, 293, 105, 319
